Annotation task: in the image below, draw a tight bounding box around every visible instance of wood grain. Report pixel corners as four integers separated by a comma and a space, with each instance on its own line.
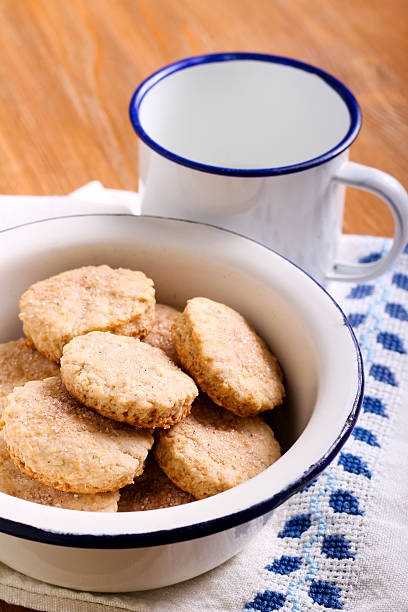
0, 0, 406, 237
0, 1, 407, 610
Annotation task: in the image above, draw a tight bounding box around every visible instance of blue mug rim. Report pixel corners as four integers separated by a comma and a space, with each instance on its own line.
129, 52, 362, 177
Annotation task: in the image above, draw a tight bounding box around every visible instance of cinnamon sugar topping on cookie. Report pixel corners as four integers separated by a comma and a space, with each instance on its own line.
19, 265, 155, 362
2, 376, 153, 494
172, 297, 285, 417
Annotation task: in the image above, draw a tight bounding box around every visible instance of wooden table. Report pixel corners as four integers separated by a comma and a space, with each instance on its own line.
0, 1, 406, 610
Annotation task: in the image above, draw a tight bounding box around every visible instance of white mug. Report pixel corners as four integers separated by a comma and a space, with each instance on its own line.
129, 53, 408, 283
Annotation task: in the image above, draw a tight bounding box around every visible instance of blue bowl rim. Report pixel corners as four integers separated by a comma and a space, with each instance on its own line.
0, 213, 364, 549
129, 52, 362, 177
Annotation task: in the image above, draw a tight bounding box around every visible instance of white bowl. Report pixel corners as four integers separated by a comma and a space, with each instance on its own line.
0, 214, 363, 592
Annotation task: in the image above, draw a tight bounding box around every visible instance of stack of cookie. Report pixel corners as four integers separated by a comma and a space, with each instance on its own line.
0, 265, 285, 513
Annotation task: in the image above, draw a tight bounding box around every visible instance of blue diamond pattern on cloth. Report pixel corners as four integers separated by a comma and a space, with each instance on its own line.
370, 363, 398, 386
404, 243, 408, 254
309, 580, 342, 609
363, 396, 388, 417
245, 590, 286, 610
329, 490, 363, 515
338, 452, 371, 478
238, 237, 408, 612
265, 556, 302, 575
322, 535, 355, 560
392, 272, 408, 290
359, 251, 382, 263
377, 331, 406, 353
385, 302, 408, 321
278, 514, 311, 538
353, 427, 380, 447
347, 284, 375, 299
348, 313, 367, 327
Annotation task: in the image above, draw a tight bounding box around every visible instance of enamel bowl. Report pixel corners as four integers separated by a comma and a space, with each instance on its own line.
0, 214, 363, 592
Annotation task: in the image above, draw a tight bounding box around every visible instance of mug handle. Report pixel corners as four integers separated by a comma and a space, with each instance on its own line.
327, 161, 408, 282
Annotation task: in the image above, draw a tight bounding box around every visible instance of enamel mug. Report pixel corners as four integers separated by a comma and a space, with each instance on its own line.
129, 52, 408, 284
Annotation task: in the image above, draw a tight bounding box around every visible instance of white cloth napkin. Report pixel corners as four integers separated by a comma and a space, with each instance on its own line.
0, 184, 407, 612
0, 181, 140, 228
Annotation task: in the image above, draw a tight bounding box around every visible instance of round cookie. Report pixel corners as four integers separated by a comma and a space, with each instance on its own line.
19, 265, 155, 362
144, 304, 181, 365
0, 435, 119, 512
2, 376, 153, 494
154, 395, 281, 499
172, 297, 285, 417
118, 456, 195, 512
0, 338, 59, 418
60, 331, 198, 428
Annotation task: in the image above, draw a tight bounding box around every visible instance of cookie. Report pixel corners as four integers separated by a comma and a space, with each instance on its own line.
0, 338, 59, 418
118, 456, 195, 511
19, 265, 155, 362
60, 331, 198, 429
2, 376, 153, 494
172, 297, 285, 417
144, 304, 181, 365
0, 435, 119, 512
154, 395, 281, 499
